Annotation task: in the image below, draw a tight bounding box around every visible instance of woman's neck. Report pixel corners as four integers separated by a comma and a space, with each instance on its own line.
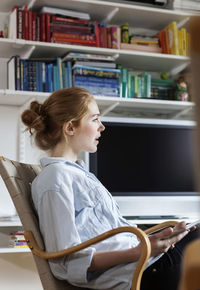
50, 141, 77, 163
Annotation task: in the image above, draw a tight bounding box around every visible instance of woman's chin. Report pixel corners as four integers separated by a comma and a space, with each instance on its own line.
88, 146, 98, 153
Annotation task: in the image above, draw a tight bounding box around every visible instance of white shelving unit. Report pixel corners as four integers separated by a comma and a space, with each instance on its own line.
0, 247, 30, 253
0, 1, 196, 289
0, 89, 194, 119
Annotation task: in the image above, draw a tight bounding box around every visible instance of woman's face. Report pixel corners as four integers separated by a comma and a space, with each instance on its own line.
72, 100, 105, 153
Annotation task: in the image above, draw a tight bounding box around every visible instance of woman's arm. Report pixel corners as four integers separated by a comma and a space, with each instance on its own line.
88, 221, 190, 271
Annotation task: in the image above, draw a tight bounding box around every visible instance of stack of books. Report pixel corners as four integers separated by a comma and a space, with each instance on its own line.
151, 78, 175, 100
73, 65, 121, 97
63, 52, 120, 97
9, 231, 28, 248
122, 35, 162, 54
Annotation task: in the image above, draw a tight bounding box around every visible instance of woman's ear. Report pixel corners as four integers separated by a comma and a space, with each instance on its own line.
63, 121, 75, 136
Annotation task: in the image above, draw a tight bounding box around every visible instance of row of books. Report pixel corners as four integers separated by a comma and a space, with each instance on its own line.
158, 21, 189, 56
8, 5, 120, 49
7, 52, 179, 101
8, 6, 190, 56
120, 21, 190, 56
7, 53, 120, 96
9, 231, 28, 248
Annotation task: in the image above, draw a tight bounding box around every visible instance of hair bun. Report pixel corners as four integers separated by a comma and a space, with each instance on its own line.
30, 101, 42, 115
21, 101, 46, 134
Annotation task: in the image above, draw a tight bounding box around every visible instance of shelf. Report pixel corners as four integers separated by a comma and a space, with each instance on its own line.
0, 0, 190, 30
0, 90, 194, 119
0, 38, 190, 73
0, 247, 30, 253
0, 220, 22, 227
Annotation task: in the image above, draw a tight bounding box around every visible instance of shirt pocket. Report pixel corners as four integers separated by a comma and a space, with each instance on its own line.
73, 179, 101, 212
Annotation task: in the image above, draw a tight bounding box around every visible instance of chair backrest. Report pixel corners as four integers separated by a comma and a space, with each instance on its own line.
0, 156, 86, 290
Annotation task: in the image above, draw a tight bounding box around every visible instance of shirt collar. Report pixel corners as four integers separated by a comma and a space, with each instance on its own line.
40, 157, 86, 169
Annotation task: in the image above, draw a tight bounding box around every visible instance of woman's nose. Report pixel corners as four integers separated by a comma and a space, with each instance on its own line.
99, 122, 105, 131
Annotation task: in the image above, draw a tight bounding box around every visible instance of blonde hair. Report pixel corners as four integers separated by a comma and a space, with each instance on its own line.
21, 87, 94, 151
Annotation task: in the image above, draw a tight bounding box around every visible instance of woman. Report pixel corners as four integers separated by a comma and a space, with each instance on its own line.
21, 87, 198, 290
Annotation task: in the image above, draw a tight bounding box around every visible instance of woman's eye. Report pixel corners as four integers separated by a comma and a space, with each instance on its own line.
93, 118, 99, 122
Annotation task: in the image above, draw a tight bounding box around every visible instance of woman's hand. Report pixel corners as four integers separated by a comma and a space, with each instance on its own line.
149, 221, 190, 256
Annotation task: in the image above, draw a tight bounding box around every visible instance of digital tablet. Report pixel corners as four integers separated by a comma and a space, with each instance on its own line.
162, 219, 200, 240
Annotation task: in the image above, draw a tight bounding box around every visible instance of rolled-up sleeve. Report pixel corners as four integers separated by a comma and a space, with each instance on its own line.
37, 182, 95, 285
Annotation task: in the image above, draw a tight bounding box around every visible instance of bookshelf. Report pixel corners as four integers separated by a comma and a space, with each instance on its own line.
0, 1, 196, 288
0, 89, 194, 119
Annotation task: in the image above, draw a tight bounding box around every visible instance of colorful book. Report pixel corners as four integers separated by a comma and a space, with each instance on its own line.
120, 43, 162, 53
167, 21, 179, 55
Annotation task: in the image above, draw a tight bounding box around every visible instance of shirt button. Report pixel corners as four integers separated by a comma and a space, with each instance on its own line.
152, 268, 157, 272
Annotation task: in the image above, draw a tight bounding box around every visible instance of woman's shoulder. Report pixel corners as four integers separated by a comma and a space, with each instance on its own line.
37, 157, 86, 187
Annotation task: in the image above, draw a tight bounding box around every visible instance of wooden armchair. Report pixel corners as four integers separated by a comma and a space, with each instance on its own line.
0, 156, 178, 290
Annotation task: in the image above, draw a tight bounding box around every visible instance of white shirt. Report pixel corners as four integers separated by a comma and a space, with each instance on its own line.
31, 157, 162, 290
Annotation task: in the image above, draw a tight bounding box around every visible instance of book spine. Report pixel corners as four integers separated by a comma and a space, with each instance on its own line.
74, 75, 119, 84
107, 27, 112, 48
46, 13, 51, 42
17, 8, 23, 39
35, 61, 40, 92
74, 79, 120, 89
73, 68, 120, 79
20, 58, 24, 90
28, 10, 32, 40
100, 25, 107, 48
51, 32, 95, 41
16, 56, 21, 90
110, 25, 118, 49
63, 64, 69, 88
50, 23, 91, 34
24, 5, 29, 40
134, 75, 138, 98
51, 15, 89, 25
36, 15, 40, 41
67, 61, 72, 88
40, 13, 46, 42
121, 68, 128, 98
22, 59, 27, 91
178, 29, 183, 56
145, 73, 151, 98
74, 84, 119, 97
32, 61, 37, 91
32, 12, 37, 41
94, 21, 100, 47
57, 58, 63, 89
47, 63, 53, 92
51, 37, 96, 45
127, 73, 134, 98
181, 28, 187, 56
42, 62, 46, 91
73, 65, 120, 73
168, 21, 179, 55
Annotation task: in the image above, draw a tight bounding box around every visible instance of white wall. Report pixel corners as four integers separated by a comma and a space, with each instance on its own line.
0, 105, 19, 217
0, 253, 42, 290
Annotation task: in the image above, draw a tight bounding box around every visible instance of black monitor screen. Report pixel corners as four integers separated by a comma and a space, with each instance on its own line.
89, 121, 196, 196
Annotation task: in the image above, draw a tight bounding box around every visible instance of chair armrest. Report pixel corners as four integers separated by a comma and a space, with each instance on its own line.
24, 226, 151, 290
144, 220, 179, 235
